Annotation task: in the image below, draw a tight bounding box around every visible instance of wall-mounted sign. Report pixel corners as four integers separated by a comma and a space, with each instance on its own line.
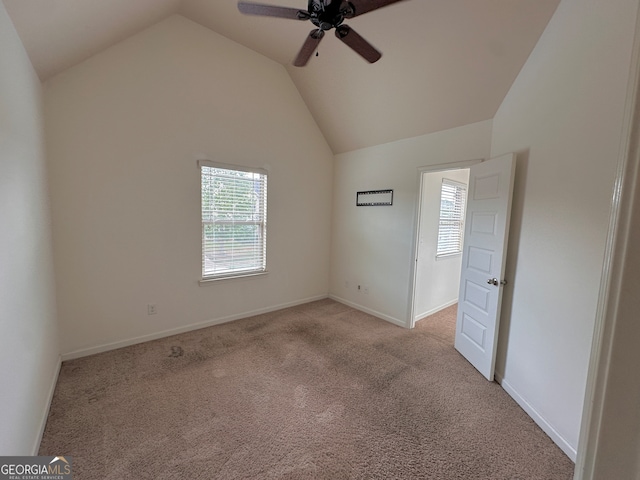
356, 189, 393, 206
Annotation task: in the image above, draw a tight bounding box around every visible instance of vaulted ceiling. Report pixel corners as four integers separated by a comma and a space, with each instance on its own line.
3, 0, 560, 153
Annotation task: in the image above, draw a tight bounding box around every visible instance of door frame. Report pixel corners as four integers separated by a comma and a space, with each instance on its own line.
575, 4, 640, 477
408, 158, 483, 329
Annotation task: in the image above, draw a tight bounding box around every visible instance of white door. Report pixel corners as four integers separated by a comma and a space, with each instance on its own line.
454, 153, 516, 381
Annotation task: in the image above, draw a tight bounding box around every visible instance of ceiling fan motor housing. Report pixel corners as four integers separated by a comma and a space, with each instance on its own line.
308, 0, 356, 30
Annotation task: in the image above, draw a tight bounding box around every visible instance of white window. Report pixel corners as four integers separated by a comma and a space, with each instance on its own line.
436, 179, 467, 257
199, 160, 267, 280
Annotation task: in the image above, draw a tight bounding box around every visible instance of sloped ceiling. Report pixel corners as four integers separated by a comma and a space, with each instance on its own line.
2, 0, 560, 153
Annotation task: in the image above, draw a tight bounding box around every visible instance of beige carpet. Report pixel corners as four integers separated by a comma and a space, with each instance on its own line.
40, 299, 574, 479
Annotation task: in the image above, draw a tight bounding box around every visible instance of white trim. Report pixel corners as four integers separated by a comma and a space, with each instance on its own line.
32, 356, 62, 455
329, 294, 407, 328
61, 295, 328, 361
495, 372, 577, 462
417, 158, 484, 174
575, 4, 640, 479
414, 298, 458, 322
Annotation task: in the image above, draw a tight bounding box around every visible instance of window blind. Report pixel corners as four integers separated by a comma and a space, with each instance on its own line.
437, 179, 467, 257
200, 162, 267, 279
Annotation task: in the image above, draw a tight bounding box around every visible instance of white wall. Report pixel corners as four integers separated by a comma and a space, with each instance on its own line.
0, 3, 60, 455
44, 15, 334, 357
329, 120, 492, 325
414, 168, 469, 321
490, 0, 640, 459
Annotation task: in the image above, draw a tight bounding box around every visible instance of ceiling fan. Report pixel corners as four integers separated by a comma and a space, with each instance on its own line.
237, 0, 406, 66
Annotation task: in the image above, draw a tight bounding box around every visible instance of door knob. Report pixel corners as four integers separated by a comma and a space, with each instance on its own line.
487, 278, 499, 286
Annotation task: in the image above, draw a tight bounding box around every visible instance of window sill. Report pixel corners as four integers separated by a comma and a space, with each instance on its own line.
199, 271, 269, 285
435, 253, 462, 261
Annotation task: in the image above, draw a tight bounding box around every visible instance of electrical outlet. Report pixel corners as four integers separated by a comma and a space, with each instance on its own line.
357, 284, 361, 292
147, 304, 157, 315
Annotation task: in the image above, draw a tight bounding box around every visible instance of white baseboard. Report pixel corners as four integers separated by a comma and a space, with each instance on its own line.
414, 299, 458, 322
62, 295, 329, 361
495, 372, 577, 462
329, 294, 408, 328
33, 355, 62, 455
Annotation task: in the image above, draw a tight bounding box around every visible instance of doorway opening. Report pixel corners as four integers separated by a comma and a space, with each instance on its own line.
410, 166, 470, 331
409, 154, 517, 380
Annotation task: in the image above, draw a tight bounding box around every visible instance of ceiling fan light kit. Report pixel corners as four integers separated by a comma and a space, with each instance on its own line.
237, 0, 406, 66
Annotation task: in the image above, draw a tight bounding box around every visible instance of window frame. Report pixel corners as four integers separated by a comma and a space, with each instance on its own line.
436, 178, 467, 259
198, 160, 268, 283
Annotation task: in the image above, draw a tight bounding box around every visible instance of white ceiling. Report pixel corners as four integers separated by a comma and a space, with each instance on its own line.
3, 0, 560, 153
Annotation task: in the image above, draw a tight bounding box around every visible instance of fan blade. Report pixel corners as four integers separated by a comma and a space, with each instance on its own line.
294, 30, 325, 67
335, 25, 381, 63
238, 2, 309, 20
342, 0, 405, 18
